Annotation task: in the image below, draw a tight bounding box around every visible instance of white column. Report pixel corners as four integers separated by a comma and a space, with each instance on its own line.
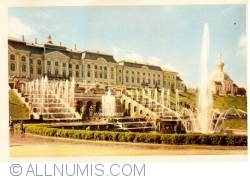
66, 62, 69, 76
44, 59, 47, 75
16, 55, 20, 77
60, 62, 63, 75
27, 56, 30, 77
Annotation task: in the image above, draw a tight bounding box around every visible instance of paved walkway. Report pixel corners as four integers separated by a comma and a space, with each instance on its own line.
10, 133, 247, 157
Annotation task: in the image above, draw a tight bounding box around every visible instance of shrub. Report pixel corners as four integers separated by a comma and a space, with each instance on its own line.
16, 124, 248, 146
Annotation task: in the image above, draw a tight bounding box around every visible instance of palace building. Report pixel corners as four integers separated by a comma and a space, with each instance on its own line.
8, 35, 184, 91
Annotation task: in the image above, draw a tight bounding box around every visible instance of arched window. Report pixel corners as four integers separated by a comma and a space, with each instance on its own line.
87, 71, 91, 77
10, 63, 15, 71
87, 64, 91, 69
21, 56, 26, 62
55, 69, 59, 75
10, 54, 15, 60
37, 68, 41, 74
22, 64, 26, 72
37, 60, 41, 65
30, 67, 33, 74
76, 65, 79, 69
104, 66, 107, 71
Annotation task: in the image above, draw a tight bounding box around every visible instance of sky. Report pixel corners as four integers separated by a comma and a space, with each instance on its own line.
8, 5, 247, 87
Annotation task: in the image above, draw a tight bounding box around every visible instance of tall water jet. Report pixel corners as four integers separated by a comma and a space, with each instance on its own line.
196, 23, 214, 133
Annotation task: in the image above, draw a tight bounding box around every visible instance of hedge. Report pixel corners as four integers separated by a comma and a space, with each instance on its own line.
14, 124, 247, 146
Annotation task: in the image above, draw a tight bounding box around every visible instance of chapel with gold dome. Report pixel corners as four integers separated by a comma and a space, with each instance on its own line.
209, 53, 239, 95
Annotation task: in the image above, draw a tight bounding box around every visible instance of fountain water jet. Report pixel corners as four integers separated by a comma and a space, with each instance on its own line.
196, 23, 214, 133
101, 89, 116, 117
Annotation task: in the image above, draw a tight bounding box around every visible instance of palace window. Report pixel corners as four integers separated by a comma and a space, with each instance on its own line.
104, 66, 107, 71
94, 65, 97, 70
100, 73, 102, 78
87, 64, 91, 69
76, 65, 79, 69
69, 64, 72, 68
21, 56, 26, 62
137, 72, 140, 75
22, 64, 26, 72
55, 62, 58, 66
87, 71, 91, 77
37, 68, 41, 75
10, 63, 15, 71
10, 54, 15, 60
37, 60, 41, 65
47, 61, 51, 65
63, 63, 66, 67
126, 76, 129, 83
30, 67, 33, 74
30, 59, 33, 64
76, 71, 79, 78
55, 69, 59, 75
143, 73, 145, 76
119, 70, 122, 73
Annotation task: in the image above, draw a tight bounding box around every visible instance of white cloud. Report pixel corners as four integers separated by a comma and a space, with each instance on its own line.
221, 7, 233, 15
111, 46, 179, 73
237, 34, 247, 57
8, 16, 36, 38
239, 34, 247, 48
162, 64, 179, 73
34, 10, 52, 19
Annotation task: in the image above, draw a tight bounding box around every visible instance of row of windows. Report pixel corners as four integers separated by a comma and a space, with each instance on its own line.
10, 55, 42, 65
125, 76, 161, 85
46, 61, 77, 69
125, 70, 161, 77
10, 63, 42, 74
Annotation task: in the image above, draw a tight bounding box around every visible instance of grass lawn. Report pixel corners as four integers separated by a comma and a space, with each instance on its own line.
9, 90, 30, 120
178, 91, 247, 112
223, 119, 247, 130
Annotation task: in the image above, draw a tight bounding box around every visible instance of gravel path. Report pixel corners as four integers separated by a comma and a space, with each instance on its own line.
10, 133, 247, 157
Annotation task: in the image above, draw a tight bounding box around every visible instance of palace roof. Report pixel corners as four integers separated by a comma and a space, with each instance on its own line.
82, 50, 116, 63
119, 60, 162, 71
